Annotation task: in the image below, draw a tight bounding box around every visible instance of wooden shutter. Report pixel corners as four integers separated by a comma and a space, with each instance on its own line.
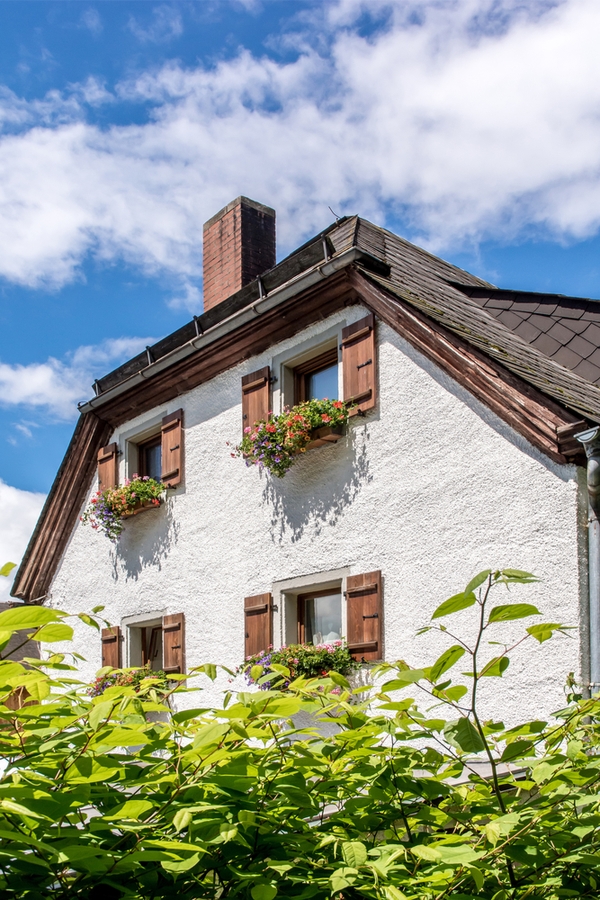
346, 570, 382, 661
244, 593, 272, 659
97, 443, 118, 492
161, 409, 184, 487
341, 313, 376, 414
101, 626, 122, 668
163, 613, 185, 674
242, 366, 270, 434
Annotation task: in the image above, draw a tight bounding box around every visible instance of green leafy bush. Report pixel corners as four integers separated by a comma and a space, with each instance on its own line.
0, 570, 599, 899
239, 640, 359, 689
234, 398, 350, 478
88, 666, 169, 698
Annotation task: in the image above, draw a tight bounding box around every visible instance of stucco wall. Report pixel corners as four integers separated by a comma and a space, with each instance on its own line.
49, 305, 587, 724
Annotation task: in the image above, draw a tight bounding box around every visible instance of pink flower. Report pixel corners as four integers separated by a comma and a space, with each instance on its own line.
244, 427, 252, 434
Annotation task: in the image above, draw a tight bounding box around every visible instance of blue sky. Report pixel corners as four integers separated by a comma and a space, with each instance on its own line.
2, 0, 600, 589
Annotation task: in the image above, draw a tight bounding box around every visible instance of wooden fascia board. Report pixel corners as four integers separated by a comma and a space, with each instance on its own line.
11, 273, 355, 602
12, 413, 113, 602
349, 269, 586, 465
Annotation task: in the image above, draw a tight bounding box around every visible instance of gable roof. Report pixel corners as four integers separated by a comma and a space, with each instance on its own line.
12, 215, 599, 601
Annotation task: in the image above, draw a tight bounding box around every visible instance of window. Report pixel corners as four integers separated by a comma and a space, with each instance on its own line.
297, 588, 342, 644
129, 618, 164, 671
138, 435, 162, 481
294, 347, 339, 404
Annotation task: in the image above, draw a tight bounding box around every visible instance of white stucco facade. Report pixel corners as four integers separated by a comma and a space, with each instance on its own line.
49, 305, 588, 723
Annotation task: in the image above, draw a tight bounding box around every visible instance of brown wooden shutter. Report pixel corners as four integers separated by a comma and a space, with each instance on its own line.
242, 366, 270, 434
244, 593, 272, 659
341, 313, 376, 415
101, 626, 122, 668
346, 570, 382, 661
97, 443, 118, 492
163, 613, 185, 674
161, 409, 184, 487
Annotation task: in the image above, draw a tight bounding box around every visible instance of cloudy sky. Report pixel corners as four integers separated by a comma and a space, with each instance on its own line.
2, 0, 600, 597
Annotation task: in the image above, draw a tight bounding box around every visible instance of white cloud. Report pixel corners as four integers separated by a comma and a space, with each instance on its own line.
128, 5, 183, 44
80, 7, 103, 36
0, 0, 599, 291
0, 480, 46, 603
0, 337, 154, 420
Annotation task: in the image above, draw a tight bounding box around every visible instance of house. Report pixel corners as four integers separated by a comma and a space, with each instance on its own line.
12, 196, 600, 721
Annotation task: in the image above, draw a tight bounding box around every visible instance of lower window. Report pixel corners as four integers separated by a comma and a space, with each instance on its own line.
297, 589, 342, 645
129, 619, 164, 670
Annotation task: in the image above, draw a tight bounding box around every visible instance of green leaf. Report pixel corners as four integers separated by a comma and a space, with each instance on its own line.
526, 622, 562, 644
480, 655, 510, 677
444, 718, 485, 753
161, 852, 201, 873
219, 824, 238, 842
410, 844, 441, 861
342, 841, 367, 868
430, 645, 465, 682
105, 799, 153, 821
432, 592, 477, 620
89, 701, 113, 731
92, 605, 105, 613
250, 665, 263, 682
78, 613, 99, 630
383, 669, 426, 690
435, 844, 482, 865
465, 570, 492, 594
35, 623, 74, 643
384, 888, 408, 900
501, 740, 534, 761
498, 569, 538, 583
438, 685, 468, 702
330, 867, 358, 891
487, 603, 540, 624
0, 562, 16, 577
0, 605, 62, 631
251, 885, 278, 900
328, 670, 350, 688
173, 809, 193, 833
0, 799, 46, 820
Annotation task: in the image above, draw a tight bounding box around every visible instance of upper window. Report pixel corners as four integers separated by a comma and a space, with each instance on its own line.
138, 434, 162, 481
294, 347, 339, 404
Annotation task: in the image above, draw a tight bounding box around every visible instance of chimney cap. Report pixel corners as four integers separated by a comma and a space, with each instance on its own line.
203, 196, 276, 233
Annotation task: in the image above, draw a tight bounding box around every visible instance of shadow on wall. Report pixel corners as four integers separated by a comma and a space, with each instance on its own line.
110, 497, 181, 582
263, 423, 372, 543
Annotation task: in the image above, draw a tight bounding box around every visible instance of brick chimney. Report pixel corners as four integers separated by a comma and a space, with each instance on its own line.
202, 196, 276, 312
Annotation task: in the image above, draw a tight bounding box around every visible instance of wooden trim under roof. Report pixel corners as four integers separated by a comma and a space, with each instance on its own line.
12, 267, 587, 603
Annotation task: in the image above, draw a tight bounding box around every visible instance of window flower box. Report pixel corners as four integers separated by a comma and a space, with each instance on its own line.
121, 499, 162, 518
234, 398, 350, 478
81, 476, 165, 542
305, 424, 345, 450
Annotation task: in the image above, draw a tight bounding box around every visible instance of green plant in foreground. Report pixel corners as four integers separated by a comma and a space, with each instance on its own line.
0, 569, 598, 899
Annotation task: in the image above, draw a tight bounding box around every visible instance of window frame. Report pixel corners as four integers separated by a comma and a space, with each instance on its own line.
137, 433, 162, 480
293, 346, 340, 405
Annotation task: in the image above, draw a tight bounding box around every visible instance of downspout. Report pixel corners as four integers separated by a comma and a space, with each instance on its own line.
576, 426, 600, 696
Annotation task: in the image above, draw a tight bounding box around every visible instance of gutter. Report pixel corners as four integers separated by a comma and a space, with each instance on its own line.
576, 426, 600, 695
78, 247, 382, 414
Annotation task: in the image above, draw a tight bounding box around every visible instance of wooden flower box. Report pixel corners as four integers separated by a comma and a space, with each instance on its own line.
305, 425, 345, 451
121, 500, 161, 518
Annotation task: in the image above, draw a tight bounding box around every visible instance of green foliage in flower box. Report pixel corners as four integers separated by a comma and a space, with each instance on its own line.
234, 398, 350, 478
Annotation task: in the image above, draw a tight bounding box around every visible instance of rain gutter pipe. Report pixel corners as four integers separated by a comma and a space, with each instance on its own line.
78, 246, 377, 415
577, 426, 600, 695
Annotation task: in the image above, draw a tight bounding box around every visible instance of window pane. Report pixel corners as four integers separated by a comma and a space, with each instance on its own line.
305, 593, 342, 645
143, 443, 162, 481
307, 363, 338, 401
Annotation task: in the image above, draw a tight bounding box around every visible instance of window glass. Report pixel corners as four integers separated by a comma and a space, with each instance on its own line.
141, 440, 162, 481
303, 593, 342, 645
307, 363, 338, 401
